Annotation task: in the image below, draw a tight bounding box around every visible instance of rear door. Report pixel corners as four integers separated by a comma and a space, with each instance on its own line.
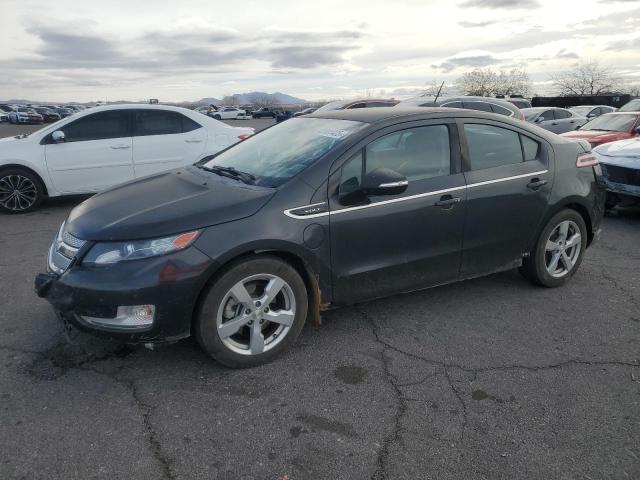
459, 120, 553, 277
131, 109, 206, 178
537, 110, 558, 132
554, 109, 577, 133
44, 110, 133, 193
329, 119, 466, 303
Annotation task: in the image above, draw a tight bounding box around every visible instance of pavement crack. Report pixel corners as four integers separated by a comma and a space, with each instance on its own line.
356, 306, 408, 480
443, 367, 468, 444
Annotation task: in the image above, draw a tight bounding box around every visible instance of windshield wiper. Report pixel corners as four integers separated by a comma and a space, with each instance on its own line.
197, 164, 256, 185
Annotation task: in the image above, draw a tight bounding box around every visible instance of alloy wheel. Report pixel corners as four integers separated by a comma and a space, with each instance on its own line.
544, 220, 581, 278
216, 274, 296, 355
0, 174, 38, 212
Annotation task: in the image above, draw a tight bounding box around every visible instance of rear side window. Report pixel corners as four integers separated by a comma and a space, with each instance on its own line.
134, 110, 201, 136
61, 111, 129, 142
366, 101, 394, 107
554, 109, 571, 119
464, 124, 540, 170
442, 101, 463, 109
347, 103, 366, 109
539, 110, 554, 121
463, 101, 493, 113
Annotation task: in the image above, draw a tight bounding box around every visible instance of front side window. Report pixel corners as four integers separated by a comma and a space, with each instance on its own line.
465, 124, 537, 170
554, 109, 571, 119
204, 117, 366, 187
539, 110, 555, 121
442, 101, 464, 109
338, 125, 451, 193
490, 104, 514, 117
60, 111, 129, 142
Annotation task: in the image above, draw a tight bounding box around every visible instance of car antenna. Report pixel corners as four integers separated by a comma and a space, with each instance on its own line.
434, 81, 445, 103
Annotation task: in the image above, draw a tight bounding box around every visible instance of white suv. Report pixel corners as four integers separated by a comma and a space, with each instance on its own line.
0, 104, 254, 213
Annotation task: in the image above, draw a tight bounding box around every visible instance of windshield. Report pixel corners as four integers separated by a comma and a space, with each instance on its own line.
581, 114, 637, 132
313, 100, 348, 113
203, 117, 366, 187
619, 99, 640, 112
569, 107, 592, 116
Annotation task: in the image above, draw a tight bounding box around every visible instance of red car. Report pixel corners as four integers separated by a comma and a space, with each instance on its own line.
561, 112, 640, 147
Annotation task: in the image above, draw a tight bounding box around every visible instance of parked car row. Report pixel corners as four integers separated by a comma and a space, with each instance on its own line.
0, 103, 84, 124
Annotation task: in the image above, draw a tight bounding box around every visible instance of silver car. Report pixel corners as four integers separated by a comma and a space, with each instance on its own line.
569, 105, 616, 119
522, 107, 587, 134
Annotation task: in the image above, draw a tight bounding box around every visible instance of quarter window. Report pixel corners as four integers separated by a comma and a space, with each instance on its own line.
60, 111, 129, 142
339, 151, 364, 195
464, 124, 540, 170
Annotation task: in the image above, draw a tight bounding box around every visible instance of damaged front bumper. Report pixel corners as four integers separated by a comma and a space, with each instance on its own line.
35, 246, 217, 343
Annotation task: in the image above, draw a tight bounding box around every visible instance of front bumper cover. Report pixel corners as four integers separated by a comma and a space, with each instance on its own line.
35, 246, 218, 343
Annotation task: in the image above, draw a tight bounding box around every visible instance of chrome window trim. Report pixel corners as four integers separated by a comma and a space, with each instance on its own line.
283, 170, 548, 219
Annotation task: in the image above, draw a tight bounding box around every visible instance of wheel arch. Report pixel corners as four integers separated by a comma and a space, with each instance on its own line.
532, 198, 595, 251
191, 246, 326, 335
0, 163, 49, 196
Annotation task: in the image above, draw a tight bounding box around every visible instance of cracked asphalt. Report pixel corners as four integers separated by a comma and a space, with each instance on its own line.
1, 156, 639, 478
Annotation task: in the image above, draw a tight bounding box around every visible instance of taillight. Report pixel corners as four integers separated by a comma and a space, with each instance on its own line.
518, 110, 526, 121
237, 133, 251, 141
576, 153, 598, 168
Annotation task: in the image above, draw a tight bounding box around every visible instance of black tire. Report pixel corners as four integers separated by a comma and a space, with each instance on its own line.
195, 255, 308, 368
520, 209, 588, 287
0, 167, 45, 214
213, 114, 221, 120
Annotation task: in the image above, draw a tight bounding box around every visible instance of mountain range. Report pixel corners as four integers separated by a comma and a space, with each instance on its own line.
198, 91, 307, 105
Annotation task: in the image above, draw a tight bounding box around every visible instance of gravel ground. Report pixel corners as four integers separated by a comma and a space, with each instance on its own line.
0, 122, 639, 480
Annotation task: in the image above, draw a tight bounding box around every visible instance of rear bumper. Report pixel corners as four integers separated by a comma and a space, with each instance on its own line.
35, 246, 217, 343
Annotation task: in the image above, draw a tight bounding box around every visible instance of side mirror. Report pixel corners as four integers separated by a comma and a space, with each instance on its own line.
51, 130, 65, 143
362, 168, 408, 196
587, 113, 596, 118
534, 117, 543, 123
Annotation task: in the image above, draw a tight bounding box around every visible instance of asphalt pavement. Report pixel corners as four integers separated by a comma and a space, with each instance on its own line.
0, 122, 639, 480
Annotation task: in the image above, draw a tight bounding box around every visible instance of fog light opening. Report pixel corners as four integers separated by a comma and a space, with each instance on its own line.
80, 305, 155, 329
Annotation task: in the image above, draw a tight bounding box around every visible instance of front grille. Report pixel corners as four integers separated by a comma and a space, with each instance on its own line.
48, 223, 86, 274
602, 164, 640, 187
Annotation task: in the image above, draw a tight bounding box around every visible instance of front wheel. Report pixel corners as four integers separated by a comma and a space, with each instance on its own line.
0, 168, 45, 214
213, 114, 221, 120
520, 209, 587, 287
195, 256, 308, 368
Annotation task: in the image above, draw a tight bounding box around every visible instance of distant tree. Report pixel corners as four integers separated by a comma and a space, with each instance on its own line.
456, 68, 530, 97
551, 60, 619, 96
252, 93, 276, 108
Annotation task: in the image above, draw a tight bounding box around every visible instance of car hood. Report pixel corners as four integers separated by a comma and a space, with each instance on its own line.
560, 130, 627, 143
65, 166, 276, 242
593, 138, 640, 169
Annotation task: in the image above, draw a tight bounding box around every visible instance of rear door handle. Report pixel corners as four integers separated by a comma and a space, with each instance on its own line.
110, 144, 131, 149
185, 138, 203, 143
527, 178, 548, 190
435, 195, 461, 207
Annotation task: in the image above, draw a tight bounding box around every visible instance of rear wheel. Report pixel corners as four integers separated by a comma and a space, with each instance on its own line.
0, 168, 44, 214
520, 209, 587, 287
195, 256, 308, 368
213, 114, 221, 120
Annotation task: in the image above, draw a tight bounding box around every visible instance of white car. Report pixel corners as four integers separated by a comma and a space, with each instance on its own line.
0, 111, 8, 123
210, 107, 248, 120
593, 137, 640, 208
0, 104, 254, 213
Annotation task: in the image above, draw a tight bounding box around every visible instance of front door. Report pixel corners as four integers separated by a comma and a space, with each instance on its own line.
131, 109, 206, 178
459, 120, 554, 277
44, 110, 134, 193
329, 120, 466, 303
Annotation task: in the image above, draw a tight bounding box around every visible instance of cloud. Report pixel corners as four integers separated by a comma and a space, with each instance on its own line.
459, 0, 540, 9
432, 51, 501, 72
266, 45, 354, 68
605, 37, 640, 51
556, 49, 579, 59
458, 20, 498, 27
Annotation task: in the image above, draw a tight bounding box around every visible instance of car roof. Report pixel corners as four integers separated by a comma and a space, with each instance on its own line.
309, 106, 522, 125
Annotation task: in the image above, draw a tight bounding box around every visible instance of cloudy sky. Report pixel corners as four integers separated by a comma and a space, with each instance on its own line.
1, 0, 639, 102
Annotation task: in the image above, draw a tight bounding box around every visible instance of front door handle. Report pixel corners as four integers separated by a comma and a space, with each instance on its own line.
185, 138, 203, 143
110, 144, 131, 149
527, 178, 548, 190
435, 195, 461, 208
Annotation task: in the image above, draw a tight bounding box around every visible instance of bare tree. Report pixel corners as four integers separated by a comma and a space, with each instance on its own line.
252, 93, 275, 108
551, 60, 619, 96
456, 68, 530, 97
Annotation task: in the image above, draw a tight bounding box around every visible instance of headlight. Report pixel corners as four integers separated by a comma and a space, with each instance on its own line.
82, 230, 200, 265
